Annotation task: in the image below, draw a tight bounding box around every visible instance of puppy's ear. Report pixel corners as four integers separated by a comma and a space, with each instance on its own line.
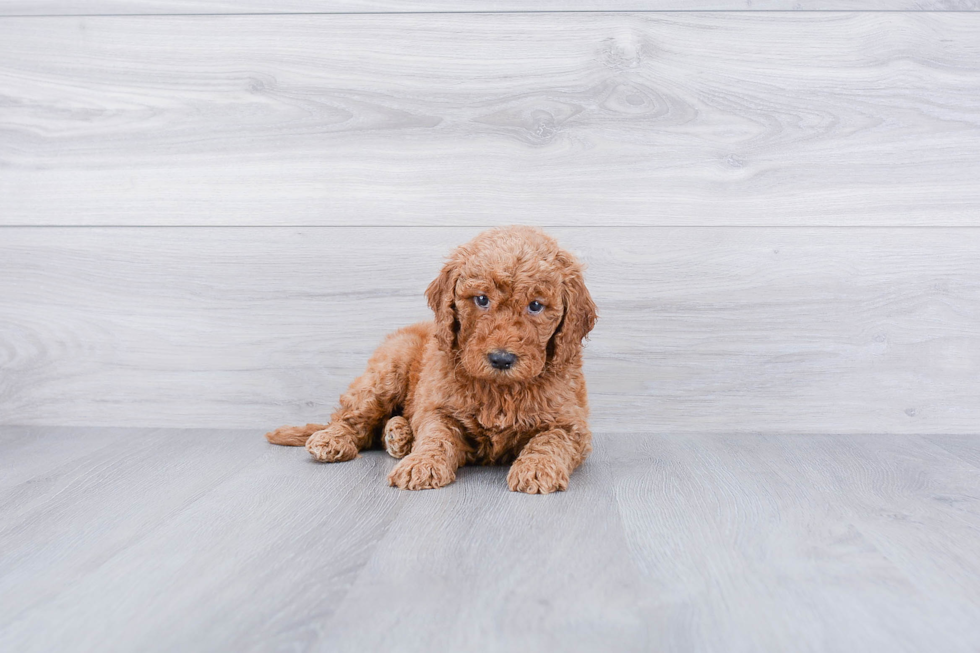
426, 253, 463, 353
549, 251, 597, 369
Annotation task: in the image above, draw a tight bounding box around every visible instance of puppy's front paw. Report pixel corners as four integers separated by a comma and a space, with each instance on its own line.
507, 456, 569, 494
306, 425, 359, 462
388, 454, 456, 490
383, 416, 414, 459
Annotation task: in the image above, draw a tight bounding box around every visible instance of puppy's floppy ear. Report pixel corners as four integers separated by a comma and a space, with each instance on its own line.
426, 252, 463, 353
548, 251, 597, 369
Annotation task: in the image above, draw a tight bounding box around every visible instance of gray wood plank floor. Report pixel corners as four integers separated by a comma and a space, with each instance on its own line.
2, 427, 980, 652
3, 13, 980, 226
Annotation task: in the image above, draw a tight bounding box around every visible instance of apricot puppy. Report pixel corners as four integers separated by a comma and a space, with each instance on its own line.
265, 226, 597, 494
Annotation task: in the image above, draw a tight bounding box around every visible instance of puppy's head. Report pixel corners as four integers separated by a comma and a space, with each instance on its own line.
426, 226, 597, 384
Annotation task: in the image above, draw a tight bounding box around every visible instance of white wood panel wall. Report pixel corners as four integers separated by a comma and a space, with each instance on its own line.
1, 4, 977, 433
1, 228, 978, 433
2, 1, 979, 14
2, 14, 980, 226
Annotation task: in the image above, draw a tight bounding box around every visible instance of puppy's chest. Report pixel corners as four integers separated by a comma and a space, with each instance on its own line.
458, 412, 535, 464
451, 381, 569, 462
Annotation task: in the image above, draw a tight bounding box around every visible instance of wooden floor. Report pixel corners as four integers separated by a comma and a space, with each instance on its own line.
2, 426, 980, 652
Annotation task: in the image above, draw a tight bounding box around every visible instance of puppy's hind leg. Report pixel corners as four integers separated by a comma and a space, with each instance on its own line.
306, 325, 425, 463
383, 416, 414, 459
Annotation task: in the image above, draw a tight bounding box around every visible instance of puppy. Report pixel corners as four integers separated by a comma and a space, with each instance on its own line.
265, 226, 597, 494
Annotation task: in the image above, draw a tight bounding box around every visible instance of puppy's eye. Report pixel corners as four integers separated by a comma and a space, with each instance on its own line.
528, 301, 545, 315
474, 295, 490, 309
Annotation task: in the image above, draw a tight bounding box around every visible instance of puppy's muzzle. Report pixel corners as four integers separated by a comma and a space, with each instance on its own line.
487, 349, 518, 371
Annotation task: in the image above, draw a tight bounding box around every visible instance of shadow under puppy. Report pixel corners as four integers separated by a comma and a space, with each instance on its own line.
265, 226, 597, 494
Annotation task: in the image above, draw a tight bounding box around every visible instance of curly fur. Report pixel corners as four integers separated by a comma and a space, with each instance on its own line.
265, 226, 597, 494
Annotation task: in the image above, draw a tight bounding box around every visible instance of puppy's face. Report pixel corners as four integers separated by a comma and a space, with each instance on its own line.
426, 227, 597, 385
454, 267, 565, 383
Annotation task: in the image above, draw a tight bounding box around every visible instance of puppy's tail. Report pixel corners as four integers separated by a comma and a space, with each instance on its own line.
265, 423, 329, 446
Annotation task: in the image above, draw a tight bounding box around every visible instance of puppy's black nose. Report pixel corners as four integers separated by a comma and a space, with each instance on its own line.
487, 349, 518, 370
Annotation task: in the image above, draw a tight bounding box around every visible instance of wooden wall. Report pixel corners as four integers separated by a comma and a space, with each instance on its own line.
1, 3, 978, 433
